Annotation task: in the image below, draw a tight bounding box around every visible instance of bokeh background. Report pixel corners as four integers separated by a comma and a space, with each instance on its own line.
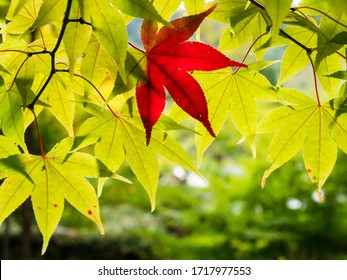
1, 10, 347, 260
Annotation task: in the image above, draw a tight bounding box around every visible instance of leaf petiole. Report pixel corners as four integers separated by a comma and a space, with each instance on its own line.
293, 6, 347, 29
128, 42, 145, 54
234, 29, 269, 75
31, 109, 45, 157
307, 54, 321, 107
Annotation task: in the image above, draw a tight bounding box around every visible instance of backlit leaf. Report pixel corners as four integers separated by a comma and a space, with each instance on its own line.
63, 0, 92, 76
315, 13, 346, 68
303, 108, 338, 189
317, 53, 344, 99
86, 0, 127, 82
0, 90, 28, 153
263, 0, 293, 39
259, 88, 344, 191
0, 139, 104, 254
31, 0, 66, 30
45, 75, 75, 136
81, 35, 119, 89
6, 0, 42, 33
114, 0, 167, 25
184, 0, 206, 14
0, 136, 20, 158
152, 0, 182, 22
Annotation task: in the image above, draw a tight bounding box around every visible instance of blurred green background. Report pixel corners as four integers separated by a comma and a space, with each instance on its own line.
1, 16, 347, 260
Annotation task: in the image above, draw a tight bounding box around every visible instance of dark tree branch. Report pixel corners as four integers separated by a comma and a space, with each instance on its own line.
28, 0, 73, 110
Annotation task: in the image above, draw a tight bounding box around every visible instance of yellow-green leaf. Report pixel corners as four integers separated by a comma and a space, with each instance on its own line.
278, 43, 308, 86
0, 140, 104, 254
317, 53, 344, 100
6, 0, 42, 34
0, 90, 28, 153
0, 175, 34, 228
0, 136, 20, 158
184, 0, 206, 15
263, 0, 293, 39
63, 1, 92, 76
120, 119, 159, 211
303, 107, 338, 190
152, 0, 182, 22
31, 0, 66, 30
261, 104, 316, 187
45, 75, 75, 136
86, 0, 127, 82
114, 0, 167, 25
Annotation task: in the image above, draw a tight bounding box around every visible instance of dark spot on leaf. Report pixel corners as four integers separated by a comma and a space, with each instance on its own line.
93, 205, 97, 209
38, 207, 42, 210
307, 168, 312, 173
53, 204, 58, 208
88, 210, 92, 215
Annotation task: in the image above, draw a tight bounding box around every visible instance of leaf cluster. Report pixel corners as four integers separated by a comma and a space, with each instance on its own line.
0, 0, 346, 253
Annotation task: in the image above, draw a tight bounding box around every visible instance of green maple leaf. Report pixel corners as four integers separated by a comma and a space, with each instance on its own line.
258, 88, 347, 195
85, 0, 128, 82
0, 89, 28, 153
263, 0, 293, 39
5, 0, 42, 34
0, 137, 110, 254
193, 67, 279, 165
74, 103, 202, 211
277, 27, 317, 85
113, 0, 167, 25
0, 136, 20, 159
63, 0, 92, 77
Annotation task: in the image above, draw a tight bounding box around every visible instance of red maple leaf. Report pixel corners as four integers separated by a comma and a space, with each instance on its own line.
133, 4, 247, 144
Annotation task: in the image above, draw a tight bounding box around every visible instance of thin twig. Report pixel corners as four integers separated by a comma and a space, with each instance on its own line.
294, 6, 347, 28
28, 0, 73, 109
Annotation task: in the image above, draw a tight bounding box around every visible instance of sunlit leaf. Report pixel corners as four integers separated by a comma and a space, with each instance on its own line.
152, 0, 182, 22
6, 0, 42, 33
63, 0, 92, 76
263, 0, 293, 39
315, 13, 346, 68
0, 138, 105, 254
30, 0, 66, 30
259, 88, 344, 191
114, 0, 167, 25
0, 90, 27, 153
86, 0, 127, 82
45, 75, 75, 136
277, 27, 317, 85
303, 108, 338, 189
317, 53, 344, 99
184, 0, 206, 14
0, 136, 20, 158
